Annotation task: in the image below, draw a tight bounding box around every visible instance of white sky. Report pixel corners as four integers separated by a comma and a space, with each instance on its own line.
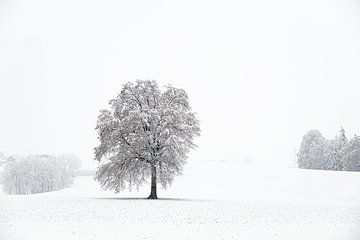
0, 0, 359, 168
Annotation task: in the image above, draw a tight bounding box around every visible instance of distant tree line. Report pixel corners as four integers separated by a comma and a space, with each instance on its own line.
0, 154, 81, 194
297, 128, 360, 171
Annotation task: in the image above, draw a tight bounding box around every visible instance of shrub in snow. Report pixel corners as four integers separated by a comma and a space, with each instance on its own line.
1, 154, 81, 194
94, 80, 200, 199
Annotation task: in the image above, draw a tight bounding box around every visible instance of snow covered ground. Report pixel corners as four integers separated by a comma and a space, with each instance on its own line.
1, 160, 360, 240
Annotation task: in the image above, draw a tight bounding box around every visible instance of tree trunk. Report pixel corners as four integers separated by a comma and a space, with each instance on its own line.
147, 164, 158, 199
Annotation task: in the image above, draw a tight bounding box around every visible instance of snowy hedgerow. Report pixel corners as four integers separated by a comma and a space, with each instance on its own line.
1, 154, 81, 194
94, 80, 200, 199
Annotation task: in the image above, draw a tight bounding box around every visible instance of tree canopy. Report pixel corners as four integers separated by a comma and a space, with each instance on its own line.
94, 80, 200, 198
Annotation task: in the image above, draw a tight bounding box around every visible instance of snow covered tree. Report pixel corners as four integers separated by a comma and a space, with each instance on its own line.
325, 128, 347, 171
297, 130, 327, 170
297, 128, 360, 171
0, 151, 5, 166
1, 154, 80, 194
94, 80, 200, 199
339, 127, 347, 144
342, 135, 360, 171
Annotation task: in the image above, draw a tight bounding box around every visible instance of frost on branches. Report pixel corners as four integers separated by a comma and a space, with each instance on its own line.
94, 80, 200, 199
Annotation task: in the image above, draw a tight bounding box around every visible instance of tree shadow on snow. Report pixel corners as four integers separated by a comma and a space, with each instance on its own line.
89, 197, 203, 201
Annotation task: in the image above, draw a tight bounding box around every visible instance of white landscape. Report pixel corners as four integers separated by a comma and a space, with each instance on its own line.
1, 160, 359, 240
1, 0, 360, 239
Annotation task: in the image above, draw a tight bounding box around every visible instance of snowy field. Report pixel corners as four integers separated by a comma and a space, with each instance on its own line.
1, 160, 360, 240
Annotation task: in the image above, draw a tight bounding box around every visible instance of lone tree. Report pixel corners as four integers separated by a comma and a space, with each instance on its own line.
94, 80, 200, 199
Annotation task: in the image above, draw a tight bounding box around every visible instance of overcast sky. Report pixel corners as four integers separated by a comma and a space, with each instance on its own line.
0, 0, 359, 168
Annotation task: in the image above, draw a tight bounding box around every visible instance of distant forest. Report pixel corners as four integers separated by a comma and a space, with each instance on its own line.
298, 128, 360, 172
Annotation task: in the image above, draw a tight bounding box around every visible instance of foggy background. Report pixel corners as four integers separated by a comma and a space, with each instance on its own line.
0, 0, 359, 169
